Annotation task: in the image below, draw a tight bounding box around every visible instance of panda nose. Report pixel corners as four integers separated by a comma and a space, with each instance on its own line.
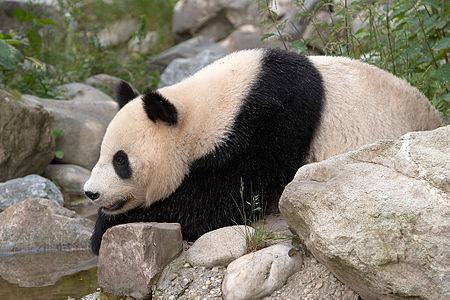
85, 191, 100, 200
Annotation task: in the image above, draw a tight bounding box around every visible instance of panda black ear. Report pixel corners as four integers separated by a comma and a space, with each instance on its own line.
142, 89, 178, 125
115, 80, 138, 109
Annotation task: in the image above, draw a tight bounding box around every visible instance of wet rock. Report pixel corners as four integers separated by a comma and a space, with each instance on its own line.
0, 90, 54, 182
222, 243, 302, 300
97, 19, 139, 47
98, 222, 182, 299
280, 126, 450, 299
186, 225, 254, 268
172, 0, 261, 42
23, 86, 118, 170
0, 198, 94, 252
158, 48, 226, 88
0, 250, 97, 287
0, 175, 63, 211
148, 35, 225, 71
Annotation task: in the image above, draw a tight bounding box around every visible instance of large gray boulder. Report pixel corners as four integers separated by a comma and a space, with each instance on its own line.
0, 90, 54, 181
158, 48, 226, 88
0, 198, 94, 253
0, 174, 63, 211
23, 84, 118, 170
148, 35, 226, 72
280, 126, 450, 299
98, 222, 183, 299
172, 0, 262, 42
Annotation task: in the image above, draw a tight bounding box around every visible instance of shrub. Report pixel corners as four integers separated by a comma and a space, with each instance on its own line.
261, 0, 449, 120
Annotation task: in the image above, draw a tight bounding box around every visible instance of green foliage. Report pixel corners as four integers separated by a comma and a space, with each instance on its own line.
0, 0, 177, 98
262, 0, 450, 120
233, 179, 290, 253
51, 128, 64, 159
51, 128, 64, 139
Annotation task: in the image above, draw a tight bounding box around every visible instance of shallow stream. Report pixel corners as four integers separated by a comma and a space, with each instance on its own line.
0, 250, 99, 299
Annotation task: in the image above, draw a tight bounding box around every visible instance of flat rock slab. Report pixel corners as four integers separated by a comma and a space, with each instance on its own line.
0, 250, 97, 287
186, 225, 254, 267
98, 222, 182, 299
280, 126, 450, 299
222, 243, 302, 300
0, 174, 63, 211
0, 198, 94, 253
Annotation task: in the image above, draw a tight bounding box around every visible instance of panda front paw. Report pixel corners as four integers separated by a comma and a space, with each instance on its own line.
90, 207, 109, 255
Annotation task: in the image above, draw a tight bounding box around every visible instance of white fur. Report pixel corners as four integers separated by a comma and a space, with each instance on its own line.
308, 56, 441, 162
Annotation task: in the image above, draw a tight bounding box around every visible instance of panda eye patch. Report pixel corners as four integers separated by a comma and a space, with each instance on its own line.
113, 150, 132, 179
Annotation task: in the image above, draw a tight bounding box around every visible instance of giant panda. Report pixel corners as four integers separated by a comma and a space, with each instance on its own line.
84, 48, 441, 255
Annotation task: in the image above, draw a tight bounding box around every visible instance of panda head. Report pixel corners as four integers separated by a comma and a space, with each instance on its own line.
83, 81, 189, 214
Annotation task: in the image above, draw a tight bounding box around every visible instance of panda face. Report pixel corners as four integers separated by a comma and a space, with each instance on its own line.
84, 95, 189, 214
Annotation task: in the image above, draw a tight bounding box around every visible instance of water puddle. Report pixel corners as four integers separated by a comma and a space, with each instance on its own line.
0, 250, 98, 299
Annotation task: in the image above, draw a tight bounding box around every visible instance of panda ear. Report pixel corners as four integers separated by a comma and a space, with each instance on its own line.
142, 89, 178, 125
115, 80, 138, 109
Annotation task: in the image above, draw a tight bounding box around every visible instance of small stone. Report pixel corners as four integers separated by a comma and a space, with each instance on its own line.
186, 225, 254, 267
